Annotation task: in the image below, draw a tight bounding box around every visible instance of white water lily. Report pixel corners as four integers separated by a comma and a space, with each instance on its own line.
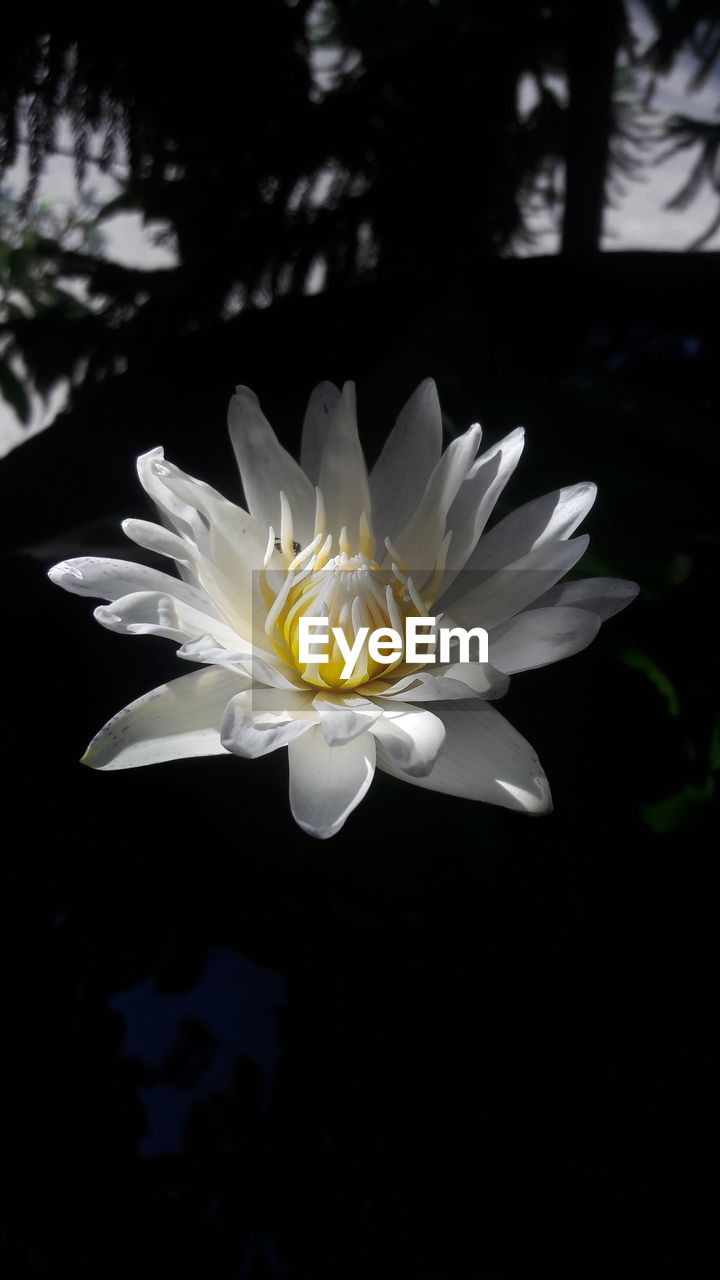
49, 379, 637, 838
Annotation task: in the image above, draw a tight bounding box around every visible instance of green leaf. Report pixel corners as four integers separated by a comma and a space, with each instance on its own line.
620, 647, 680, 717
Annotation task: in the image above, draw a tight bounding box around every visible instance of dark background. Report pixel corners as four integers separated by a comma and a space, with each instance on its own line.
1, 5, 717, 1277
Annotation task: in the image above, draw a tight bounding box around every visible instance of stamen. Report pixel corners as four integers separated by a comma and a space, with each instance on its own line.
288, 532, 323, 572
264, 569, 297, 637
384, 536, 406, 571
279, 492, 294, 565
359, 510, 374, 559
314, 487, 326, 539
385, 583, 404, 635
406, 575, 426, 617
313, 534, 333, 571
259, 527, 278, 609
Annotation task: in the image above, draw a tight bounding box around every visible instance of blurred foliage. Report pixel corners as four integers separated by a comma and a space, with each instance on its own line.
0, 3, 716, 417
641, 0, 720, 245
0, 187, 103, 418
0, 1, 678, 415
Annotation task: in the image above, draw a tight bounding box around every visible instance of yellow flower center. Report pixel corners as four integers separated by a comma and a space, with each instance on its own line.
259, 494, 436, 691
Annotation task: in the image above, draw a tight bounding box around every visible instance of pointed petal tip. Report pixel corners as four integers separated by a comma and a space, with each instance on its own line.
79, 746, 102, 770
137, 445, 164, 468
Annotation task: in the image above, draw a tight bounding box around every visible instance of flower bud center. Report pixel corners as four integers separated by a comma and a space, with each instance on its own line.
274, 554, 423, 689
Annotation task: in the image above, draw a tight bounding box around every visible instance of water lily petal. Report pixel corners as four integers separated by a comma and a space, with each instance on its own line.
442, 535, 590, 631
301, 381, 342, 485
489, 606, 601, 673
229, 386, 316, 543
462, 481, 597, 572
393, 422, 482, 575
367, 663, 508, 701
436, 662, 511, 697
444, 427, 525, 572
529, 576, 640, 619
122, 517, 197, 566
48, 556, 221, 618
313, 693, 381, 745
369, 378, 443, 546
93, 591, 243, 650
370, 706, 445, 776
221, 689, 316, 758
318, 382, 372, 547
123, 516, 272, 650
139, 454, 269, 577
136, 447, 199, 542
82, 667, 247, 770
376, 701, 552, 813
288, 727, 376, 839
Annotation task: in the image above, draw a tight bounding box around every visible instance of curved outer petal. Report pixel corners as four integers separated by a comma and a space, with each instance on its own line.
318, 382, 372, 548
288, 726, 376, 839
488, 606, 601, 673
301, 381, 342, 486
376, 700, 552, 813
369, 378, 443, 546
136, 447, 201, 543
528, 576, 640, 620
440, 534, 590, 631
461, 481, 597, 573
138, 451, 269, 577
370, 705, 446, 776
434, 661, 511, 697
392, 423, 482, 576
122, 518, 198, 570
177, 638, 305, 690
313, 693, 381, 745
364, 663, 508, 701
93, 591, 246, 651
82, 667, 248, 770
48, 556, 221, 619
123, 516, 277, 654
221, 689, 316, 758
228, 386, 316, 544
443, 427, 525, 573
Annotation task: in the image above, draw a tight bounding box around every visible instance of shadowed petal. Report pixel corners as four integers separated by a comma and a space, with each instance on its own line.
393, 422, 482, 576
370, 706, 446, 776
377, 700, 552, 813
444, 427, 525, 572
441, 534, 590, 630
49, 556, 221, 618
301, 381, 342, 485
288, 727, 376, 839
529, 577, 640, 619
370, 378, 443, 546
229, 386, 316, 543
318, 382, 372, 546
313, 693, 381, 745
82, 667, 248, 770
93, 591, 244, 651
489, 606, 601, 673
221, 690, 316, 758
462, 482, 597, 573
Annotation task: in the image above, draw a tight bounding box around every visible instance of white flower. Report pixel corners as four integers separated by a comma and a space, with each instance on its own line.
49, 379, 637, 839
